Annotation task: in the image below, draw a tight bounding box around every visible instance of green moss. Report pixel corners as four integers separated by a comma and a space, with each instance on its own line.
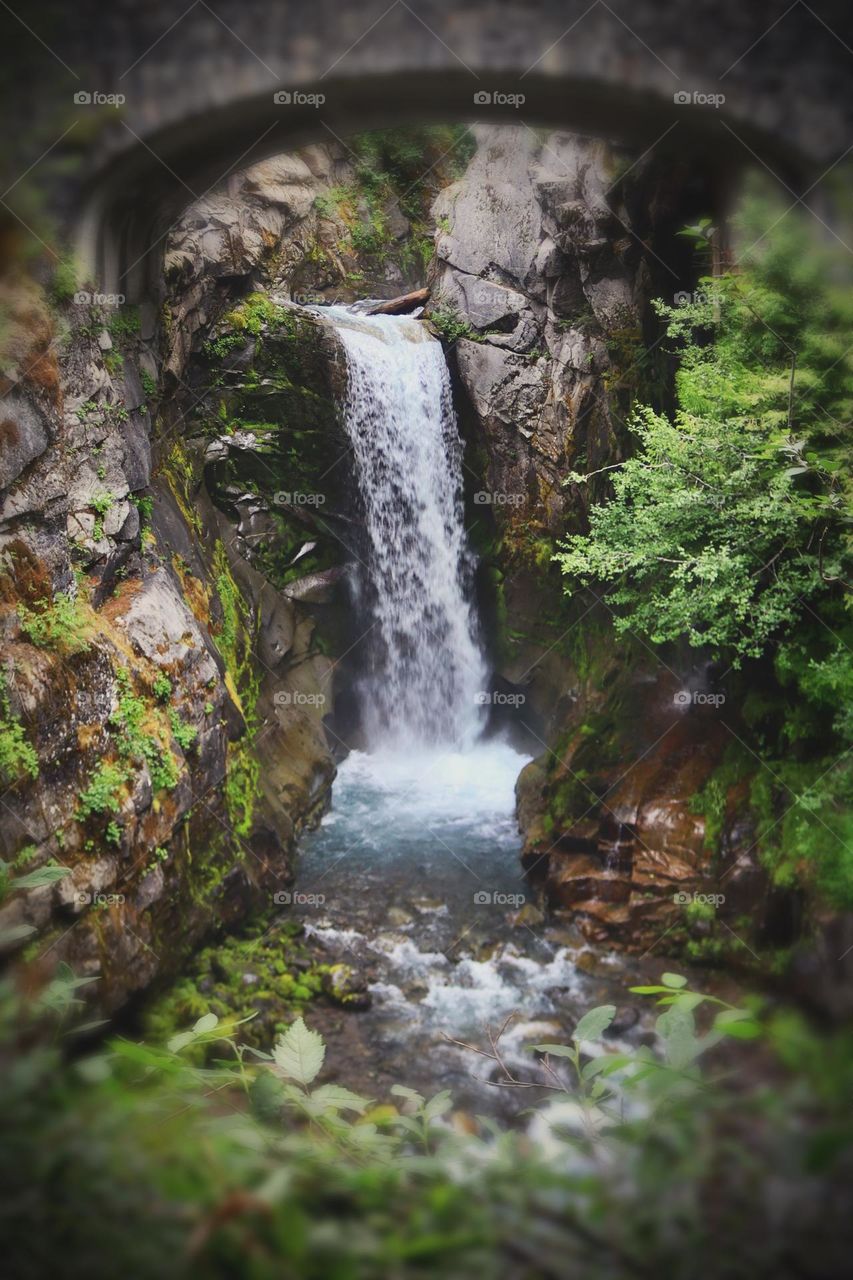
211, 542, 261, 836
161, 441, 202, 537
110, 667, 180, 792
49, 254, 79, 305
144, 916, 329, 1056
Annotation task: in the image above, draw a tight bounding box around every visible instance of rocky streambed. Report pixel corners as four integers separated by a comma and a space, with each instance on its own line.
286, 743, 672, 1112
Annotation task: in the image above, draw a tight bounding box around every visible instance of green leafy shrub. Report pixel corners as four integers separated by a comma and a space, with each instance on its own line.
169, 709, 197, 753
152, 673, 172, 702
556, 183, 853, 907
428, 305, 479, 345
75, 760, 128, 819
0, 670, 38, 785
18, 591, 91, 654
2, 970, 851, 1279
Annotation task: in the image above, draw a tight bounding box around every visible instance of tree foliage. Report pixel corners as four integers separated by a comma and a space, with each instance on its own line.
557, 195, 853, 665
556, 181, 853, 904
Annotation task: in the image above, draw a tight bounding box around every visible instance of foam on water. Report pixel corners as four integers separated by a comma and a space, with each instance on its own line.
316, 740, 528, 847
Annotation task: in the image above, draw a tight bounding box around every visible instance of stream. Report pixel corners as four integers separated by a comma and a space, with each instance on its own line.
292, 743, 657, 1112
289, 307, 656, 1111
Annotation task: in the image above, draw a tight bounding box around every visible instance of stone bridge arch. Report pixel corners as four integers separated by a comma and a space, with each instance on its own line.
5, 0, 850, 296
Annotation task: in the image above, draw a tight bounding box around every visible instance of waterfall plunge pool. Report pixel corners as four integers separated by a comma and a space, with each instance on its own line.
290, 740, 653, 1112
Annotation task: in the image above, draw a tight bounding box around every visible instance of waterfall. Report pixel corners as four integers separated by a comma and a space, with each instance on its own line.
322, 306, 486, 750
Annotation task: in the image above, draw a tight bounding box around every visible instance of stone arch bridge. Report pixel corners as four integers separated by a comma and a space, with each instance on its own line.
3, 0, 851, 297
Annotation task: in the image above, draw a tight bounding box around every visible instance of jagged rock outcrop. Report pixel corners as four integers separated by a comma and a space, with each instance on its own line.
429, 126, 766, 951
0, 285, 339, 1005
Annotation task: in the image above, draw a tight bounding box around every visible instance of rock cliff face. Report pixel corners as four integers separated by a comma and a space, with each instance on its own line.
0, 146, 363, 1007
428, 126, 766, 953
0, 130, 470, 1008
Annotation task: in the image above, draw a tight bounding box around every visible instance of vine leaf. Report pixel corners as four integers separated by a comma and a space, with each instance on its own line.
273, 1017, 326, 1085
573, 1004, 617, 1043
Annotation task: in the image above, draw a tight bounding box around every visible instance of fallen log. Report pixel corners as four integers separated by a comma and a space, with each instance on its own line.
366, 287, 430, 316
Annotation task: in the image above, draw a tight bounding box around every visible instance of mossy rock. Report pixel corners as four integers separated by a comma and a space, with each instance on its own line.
144, 915, 332, 1056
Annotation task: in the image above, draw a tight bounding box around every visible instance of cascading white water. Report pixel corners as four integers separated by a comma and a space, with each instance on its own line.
294, 307, 566, 1105
324, 307, 487, 749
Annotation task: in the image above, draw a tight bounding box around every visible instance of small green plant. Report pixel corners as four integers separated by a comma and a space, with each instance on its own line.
105, 820, 122, 847
107, 306, 140, 343
74, 399, 97, 422
152, 673, 172, 702
18, 592, 91, 655
90, 490, 115, 540
169, 709, 198, 753
109, 669, 179, 792
0, 671, 38, 786
75, 761, 128, 819
428, 305, 479, 345
103, 349, 123, 376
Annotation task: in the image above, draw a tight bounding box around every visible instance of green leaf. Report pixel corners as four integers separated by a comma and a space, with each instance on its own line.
714, 1009, 762, 1040
656, 1005, 698, 1069
661, 973, 688, 989
13, 863, 71, 892
193, 1012, 219, 1034
529, 1043, 576, 1058
0, 922, 36, 946
309, 1084, 371, 1114
272, 1016, 325, 1085
573, 1004, 617, 1042
167, 1030, 196, 1054
391, 1084, 424, 1110
656, 991, 706, 1011
581, 1053, 631, 1081
423, 1091, 453, 1123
